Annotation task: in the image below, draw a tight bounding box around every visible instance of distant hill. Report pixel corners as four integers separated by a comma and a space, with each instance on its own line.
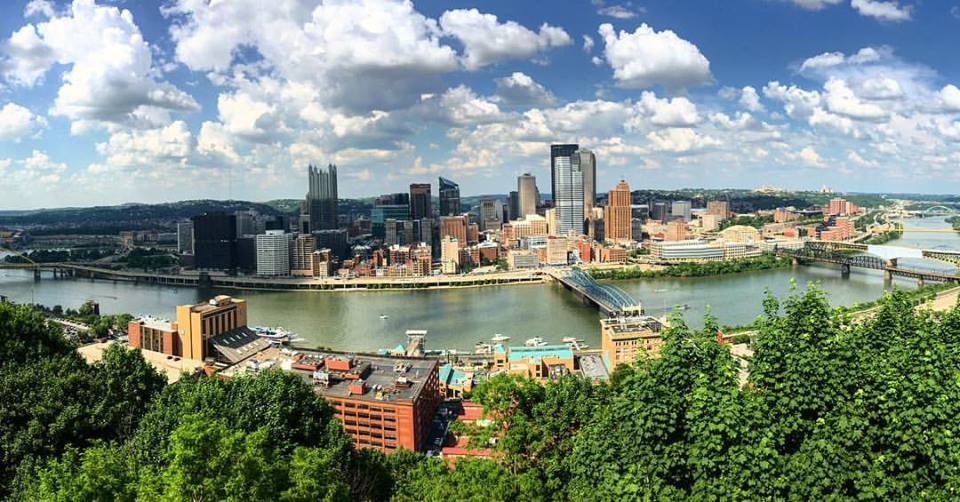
0, 200, 283, 234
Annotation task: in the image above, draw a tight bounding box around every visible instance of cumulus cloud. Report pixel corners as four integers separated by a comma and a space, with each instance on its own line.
850, 0, 912, 22
636, 92, 700, 127
2, 0, 198, 132
597, 23, 712, 90
494, 72, 556, 107
582, 35, 595, 53
940, 84, 960, 112
96, 121, 192, 168
646, 128, 719, 153
0, 102, 47, 141
798, 145, 826, 167
784, 0, 844, 9
739, 86, 765, 112
439, 9, 571, 70
823, 78, 888, 121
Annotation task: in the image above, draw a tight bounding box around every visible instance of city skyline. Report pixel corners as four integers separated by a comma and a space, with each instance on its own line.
2, 0, 960, 210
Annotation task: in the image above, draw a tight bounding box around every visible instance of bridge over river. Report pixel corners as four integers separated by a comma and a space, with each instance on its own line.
775, 241, 960, 285
547, 268, 643, 316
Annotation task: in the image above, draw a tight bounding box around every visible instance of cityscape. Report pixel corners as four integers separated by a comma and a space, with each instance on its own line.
2, 0, 960, 500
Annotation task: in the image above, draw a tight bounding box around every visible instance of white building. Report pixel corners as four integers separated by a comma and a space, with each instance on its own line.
256, 230, 290, 276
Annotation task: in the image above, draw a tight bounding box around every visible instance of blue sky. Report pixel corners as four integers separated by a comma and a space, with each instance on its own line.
1, 0, 959, 209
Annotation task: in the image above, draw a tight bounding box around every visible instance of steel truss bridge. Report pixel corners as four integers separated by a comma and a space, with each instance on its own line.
549, 268, 642, 316
775, 241, 960, 284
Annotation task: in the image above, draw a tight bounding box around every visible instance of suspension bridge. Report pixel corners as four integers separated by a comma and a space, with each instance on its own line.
548, 268, 642, 316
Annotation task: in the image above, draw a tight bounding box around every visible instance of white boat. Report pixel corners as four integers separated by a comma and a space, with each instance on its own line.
562, 337, 589, 350
475, 342, 493, 354
524, 337, 547, 347
379, 314, 389, 320
252, 326, 295, 342
491, 334, 510, 343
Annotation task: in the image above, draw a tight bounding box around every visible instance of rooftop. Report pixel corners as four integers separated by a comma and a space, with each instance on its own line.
228, 347, 437, 403
507, 344, 573, 362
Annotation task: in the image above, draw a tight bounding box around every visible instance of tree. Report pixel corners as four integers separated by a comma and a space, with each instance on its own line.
92, 344, 166, 439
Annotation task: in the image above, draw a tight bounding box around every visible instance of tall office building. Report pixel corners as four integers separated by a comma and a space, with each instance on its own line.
651, 202, 670, 222
176, 220, 194, 254
409, 183, 432, 220
438, 177, 461, 217
706, 200, 730, 221
604, 180, 632, 242
576, 149, 597, 217
507, 191, 519, 221
235, 210, 258, 237
256, 230, 290, 276
305, 164, 338, 232
518, 173, 538, 218
192, 212, 237, 270
291, 234, 316, 276
439, 216, 468, 248
479, 198, 499, 231
550, 144, 584, 236
671, 200, 692, 222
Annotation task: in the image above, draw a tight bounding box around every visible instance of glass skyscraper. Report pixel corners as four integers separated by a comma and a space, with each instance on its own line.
550, 144, 583, 236
306, 163, 338, 231
438, 177, 460, 216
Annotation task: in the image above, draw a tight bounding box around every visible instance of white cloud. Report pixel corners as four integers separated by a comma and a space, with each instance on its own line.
439, 9, 571, 70
582, 35, 595, 53
0, 102, 47, 141
436, 85, 505, 125
785, 0, 844, 9
197, 121, 240, 163
2, 0, 198, 132
217, 90, 279, 139
940, 84, 960, 112
823, 78, 887, 120
597, 5, 638, 19
850, 0, 912, 22
763, 81, 822, 118
739, 86, 765, 112
598, 23, 712, 90
96, 121, 192, 167
23, 0, 56, 19
799, 145, 826, 167
858, 76, 903, 99
636, 91, 700, 127
494, 72, 556, 106
847, 150, 877, 166
646, 127, 719, 153
165, 0, 459, 112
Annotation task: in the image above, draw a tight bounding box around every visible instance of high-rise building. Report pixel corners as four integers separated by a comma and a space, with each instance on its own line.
371, 204, 409, 239
439, 216, 468, 248
192, 212, 237, 270
605, 180, 632, 242
177, 220, 194, 254
438, 177, 460, 217
409, 183, 432, 220
518, 173, 538, 218
651, 202, 670, 222
507, 191, 519, 221
314, 229, 349, 260
550, 144, 583, 236
305, 164, 338, 232
576, 149, 597, 217
291, 234, 316, 276
706, 200, 730, 221
256, 230, 290, 276
479, 198, 499, 231
235, 210, 258, 237
671, 200, 692, 222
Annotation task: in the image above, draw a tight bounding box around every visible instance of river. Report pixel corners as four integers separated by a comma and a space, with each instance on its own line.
2, 217, 957, 352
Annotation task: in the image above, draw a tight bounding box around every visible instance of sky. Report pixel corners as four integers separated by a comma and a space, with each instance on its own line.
1, 0, 959, 209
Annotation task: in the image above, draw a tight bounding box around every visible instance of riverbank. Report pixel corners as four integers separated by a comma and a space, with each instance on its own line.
587, 254, 792, 280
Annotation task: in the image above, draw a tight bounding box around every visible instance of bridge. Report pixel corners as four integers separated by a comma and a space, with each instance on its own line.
548, 268, 642, 316
774, 241, 960, 285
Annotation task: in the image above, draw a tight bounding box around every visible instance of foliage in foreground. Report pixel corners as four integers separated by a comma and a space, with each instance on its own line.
4, 284, 960, 500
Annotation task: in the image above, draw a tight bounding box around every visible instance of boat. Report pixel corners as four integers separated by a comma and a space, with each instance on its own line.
491, 333, 510, 343
562, 337, 589, 350
475, 342, 493, 354
252, 326, 295, 342
379, 314, 389, 320
524, 337, 547, 347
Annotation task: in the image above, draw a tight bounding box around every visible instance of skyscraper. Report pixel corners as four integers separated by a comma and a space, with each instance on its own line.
438, 177, 461, 217
604, 180, 632, 242
517, 173, 538, 218
507, 191, 519, 221
550, 144, 584, 236
576, 148, 596, 216
192, 211, 237, 270
305, 164, 338, 232
479, 198, 499, 231
409, 183, 432, 220
671, 200, 692, 222
256, 230, 290, 276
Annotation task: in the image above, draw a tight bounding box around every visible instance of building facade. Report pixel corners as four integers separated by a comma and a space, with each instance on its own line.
438, 177, 461, 217
192, 212, 237, 270
517, 173, 538, 218
604, 179, 632, 242
305, 163, 338, 231
601, 316, 664, 369
256, 230, 290, 276
175, 295, 248, 361
409, 183, 432, 220
551, 144, 584, 236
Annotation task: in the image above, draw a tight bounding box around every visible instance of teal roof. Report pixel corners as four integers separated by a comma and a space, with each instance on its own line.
439, 363, 454, 384
393, 343, 406, 353
493, 344, 506, 353
508, 344, 573, 362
